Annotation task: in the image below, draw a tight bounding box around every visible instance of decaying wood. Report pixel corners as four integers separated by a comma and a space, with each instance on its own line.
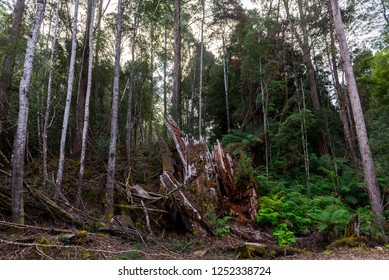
214, 141, 258, 222
344, 213, 360, 238
164, 116, 218, 191
24, 182, 84, 227
238, 242, 300, 259
160, 171, 213, 236
97, 225, 147, 242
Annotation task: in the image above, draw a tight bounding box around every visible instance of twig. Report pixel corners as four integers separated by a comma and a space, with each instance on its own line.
0, 238, 176, 258
0, 220, 74, 234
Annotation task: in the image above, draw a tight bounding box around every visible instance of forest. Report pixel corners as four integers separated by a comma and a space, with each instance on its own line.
0, 0, 389, 260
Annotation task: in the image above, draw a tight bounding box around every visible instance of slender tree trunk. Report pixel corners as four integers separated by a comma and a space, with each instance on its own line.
126, 14, 139, 169
328, 20, 359, 171
37, 9, 52, 157
198, 0, 205, 139
222, 33, 230, 133
43, 0, 60, 189
172, 0, 182, 125
55, 0, 80, 203
330, 0, 384, 218
11, 0, 46, 225
0, 0, 26, 161
74, 5, 92, 157
163, 26, 168, 137
283, 0, 327, 155
106, 0, 123, 219
77, 0, 96, 207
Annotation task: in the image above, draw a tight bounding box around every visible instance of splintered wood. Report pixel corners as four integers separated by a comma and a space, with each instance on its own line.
161, 116, 258, 235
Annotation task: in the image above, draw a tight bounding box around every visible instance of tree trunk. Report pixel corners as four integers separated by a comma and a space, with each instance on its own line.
0, 0, 26, 162
126, 13, 139, 169
77, 0, 96, 207
55, 0, 80, 203
330, 0, 384, 218
198, 0, 205, 139
42, 0, 60, 189
283, 0, 327, 155
106, 0, 123, 220
328, 19, 359, 171
73, 28, 90, 157
11, 0, 46, 225
172, 0, 182, 125
222, 34, 231, 133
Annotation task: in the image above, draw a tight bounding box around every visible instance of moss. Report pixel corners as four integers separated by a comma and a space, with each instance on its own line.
330, 236, 365, 249
239, 244, 275, 259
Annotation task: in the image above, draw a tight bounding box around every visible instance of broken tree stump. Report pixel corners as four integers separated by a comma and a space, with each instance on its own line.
214, 141, 258, 222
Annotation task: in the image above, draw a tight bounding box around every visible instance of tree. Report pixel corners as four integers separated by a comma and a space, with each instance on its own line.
55, 0, 80, 203
0, 0, 25, 162
330, 0, 384, 219
172, 0, 182, 124
198, 0, 205, 138
106, 0, 124, 219
42, 0, 60, 189
77, 0, 97, 206
11, 0, 46, 225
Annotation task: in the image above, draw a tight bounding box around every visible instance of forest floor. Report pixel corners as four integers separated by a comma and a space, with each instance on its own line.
1, 225, 389, 260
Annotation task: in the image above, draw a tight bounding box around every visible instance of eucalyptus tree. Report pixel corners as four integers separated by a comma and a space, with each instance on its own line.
42, 0, 60, 189
11, 0, 46, 225
55, 0, 80, 203
106, 0, 124, 219
77, 0, 97, 207
330, 0, 384, 219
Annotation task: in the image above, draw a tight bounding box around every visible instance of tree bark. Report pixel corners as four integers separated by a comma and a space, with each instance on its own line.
77, 0, 96, 207
328, 18, 359, 171
106, 0, 123, 220
42, 0, 60, 189
172, 0, 182, 125
125, 12, 139, 169
198, 0, 205, 139
0, 0, 26, 162
11, 0, 46, 225
330, 0, 384, 218
55, 0, 80, 203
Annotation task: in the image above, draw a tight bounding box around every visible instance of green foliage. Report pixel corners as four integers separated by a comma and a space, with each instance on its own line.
273, 223, 297, 247
215, 216, 231, 238
222, 129, 265, 156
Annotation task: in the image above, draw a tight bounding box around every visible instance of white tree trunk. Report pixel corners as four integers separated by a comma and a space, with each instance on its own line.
11, 0, 46, 225
106, 0, 123, 219
198, 0, 205, 139
55, 0, 79, 203
330, 0, 384, 218
43, 0, 60, 189
77, 0, 96, 206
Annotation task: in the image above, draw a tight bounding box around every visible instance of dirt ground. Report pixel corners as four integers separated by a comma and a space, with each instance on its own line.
1, 226, 389, 260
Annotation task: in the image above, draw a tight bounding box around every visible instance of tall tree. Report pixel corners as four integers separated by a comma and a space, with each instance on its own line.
0, 0, 25, 161
172, 0, 182, 124
198, 0, 205, 138
330, 0, 384, 218
42, 0, 60, 189
55, 0, 80, 203
77, 0, 97, 206
11, 0, 46, 225
106, 0, 124, 219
